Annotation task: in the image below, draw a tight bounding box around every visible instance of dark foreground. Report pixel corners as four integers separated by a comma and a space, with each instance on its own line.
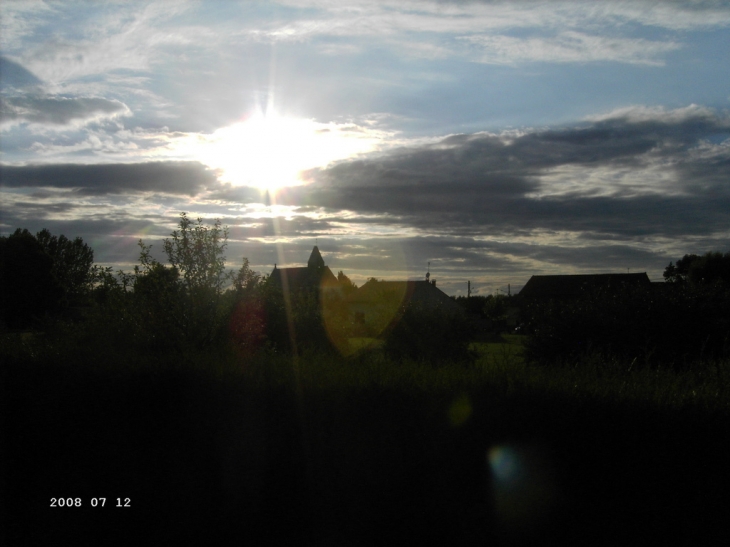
3, 360, 729, 547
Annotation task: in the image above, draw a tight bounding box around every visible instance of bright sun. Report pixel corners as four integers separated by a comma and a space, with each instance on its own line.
196, 111, 382, 192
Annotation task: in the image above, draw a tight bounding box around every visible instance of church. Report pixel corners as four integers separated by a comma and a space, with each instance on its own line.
269, 246, 463, 335
268, 245, 339, 294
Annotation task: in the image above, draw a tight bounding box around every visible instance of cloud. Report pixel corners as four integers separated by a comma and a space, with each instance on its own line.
462, 32, 680, 66
272, 1, 730, 34
0, 95, 131, 129
250, 0, 726, 68
0, 161, 220, 196
279, 105, 730, 239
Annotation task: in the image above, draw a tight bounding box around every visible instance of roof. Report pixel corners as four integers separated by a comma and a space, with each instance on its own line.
269, 265, 338, 292
519, 273, 651, 299
268, 245, 338, 293
308, 245, 325, 269
350, 279, 462, 313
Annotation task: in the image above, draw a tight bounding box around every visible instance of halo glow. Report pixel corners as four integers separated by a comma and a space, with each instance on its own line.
198, 111, 382, 192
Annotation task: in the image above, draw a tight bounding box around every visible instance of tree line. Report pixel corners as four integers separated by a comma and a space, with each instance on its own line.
3, 216, 728, 369
1, 213, 470, 363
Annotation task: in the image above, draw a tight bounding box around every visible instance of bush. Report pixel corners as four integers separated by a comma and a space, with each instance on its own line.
523, 283, 730, 370
77, 213, 254, 354
383, 302, 474, 365
258, 281, 342, 356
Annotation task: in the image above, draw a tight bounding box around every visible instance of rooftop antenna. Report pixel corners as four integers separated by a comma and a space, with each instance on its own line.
426, 261, 430, 282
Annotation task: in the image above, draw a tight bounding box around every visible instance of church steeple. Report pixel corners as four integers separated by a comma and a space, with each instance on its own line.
308, 245, 325, 269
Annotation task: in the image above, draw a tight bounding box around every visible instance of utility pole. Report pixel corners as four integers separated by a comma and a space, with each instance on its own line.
468, 280, 471, 298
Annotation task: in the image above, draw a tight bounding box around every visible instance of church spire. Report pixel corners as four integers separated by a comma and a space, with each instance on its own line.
308, 245, 325, 269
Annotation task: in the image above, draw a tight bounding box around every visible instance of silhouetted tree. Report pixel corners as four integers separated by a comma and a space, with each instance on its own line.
337, 270, 357, 296
383, 302, 473, 364
228, 259, 266, 356
482, 294, 509, 333
664, 251, 730, 286
0, 229, 62, 329
454, 295, 489, 317
35, 228, 96, 306
231, 258, 261, 297
163, 213, 230, 294
126, 213, 235, 349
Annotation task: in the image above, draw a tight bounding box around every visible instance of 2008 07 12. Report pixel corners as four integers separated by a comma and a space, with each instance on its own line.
50, 498, 130, 507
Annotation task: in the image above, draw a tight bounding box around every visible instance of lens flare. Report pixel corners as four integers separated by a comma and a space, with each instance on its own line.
487, 444, 559, 533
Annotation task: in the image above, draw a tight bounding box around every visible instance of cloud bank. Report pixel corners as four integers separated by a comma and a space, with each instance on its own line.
1, 96, 130, 128
0, 161, 219, 196
260, 106, 730, 242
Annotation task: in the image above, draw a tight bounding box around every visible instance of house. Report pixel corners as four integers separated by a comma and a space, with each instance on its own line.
518, 272, 652, 299
348, 277, 464, 336
268, 245, 339, 295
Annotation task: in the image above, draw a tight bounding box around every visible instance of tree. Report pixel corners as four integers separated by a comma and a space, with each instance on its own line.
383, 301, 474, 364
483, 294, 508, 333
0, 229, 62, 329
232, 258, 262, 297
129, 213, 234, 349
228, 258, 266, 356
664, 252, 730, 286
337, 270, 357, 296
663, 254, 699, 284
35, 228, 96, 306
162, 213, 230, 294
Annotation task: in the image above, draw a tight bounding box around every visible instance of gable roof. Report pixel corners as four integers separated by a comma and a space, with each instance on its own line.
351, 279, 462, 313
519, 272, 651, 299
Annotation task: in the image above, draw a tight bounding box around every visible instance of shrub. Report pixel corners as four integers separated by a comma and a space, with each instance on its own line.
523, 283, 730, 370
383, 302, 474, 365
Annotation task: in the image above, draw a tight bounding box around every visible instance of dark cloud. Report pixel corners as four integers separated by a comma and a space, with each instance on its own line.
3, 107, 728, 293
282, 109, 730, 239
0, 161, 220, 196
0, 95, 129, 126
3, 201, 79, 219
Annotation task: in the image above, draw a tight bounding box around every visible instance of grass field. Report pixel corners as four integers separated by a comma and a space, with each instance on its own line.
3, 340, 730, 546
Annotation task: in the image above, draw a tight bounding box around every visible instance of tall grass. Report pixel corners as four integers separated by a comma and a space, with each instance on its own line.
4, 324, 727, 416
5, 330, 730, 546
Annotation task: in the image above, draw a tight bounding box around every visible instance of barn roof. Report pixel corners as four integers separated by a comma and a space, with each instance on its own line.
518, 272, 651, 299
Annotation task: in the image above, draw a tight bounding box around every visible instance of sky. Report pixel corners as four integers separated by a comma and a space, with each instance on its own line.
2, 0, 730, 295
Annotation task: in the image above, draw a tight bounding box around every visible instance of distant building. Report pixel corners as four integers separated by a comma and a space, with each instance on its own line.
269, 245, 339, 294
351, 279, 460, 311
518, 272, 651, 299
348, 277, 464, 336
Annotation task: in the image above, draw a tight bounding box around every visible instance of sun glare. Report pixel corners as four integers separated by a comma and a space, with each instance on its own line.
197, 111, 382, 192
